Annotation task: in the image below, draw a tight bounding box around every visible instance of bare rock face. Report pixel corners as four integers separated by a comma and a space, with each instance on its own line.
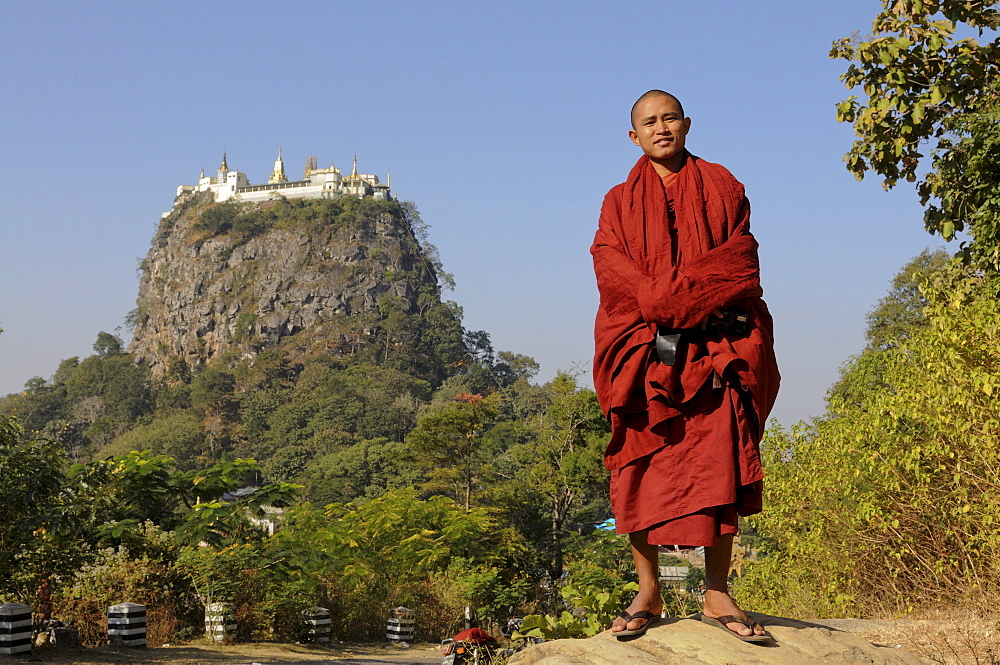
508, 614, 927, 665
128, 197, 437, 377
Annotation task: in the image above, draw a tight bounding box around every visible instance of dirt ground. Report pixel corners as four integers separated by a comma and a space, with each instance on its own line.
0, 641, 442, 665
5, 611, 999, 665
809, 613, 999, 665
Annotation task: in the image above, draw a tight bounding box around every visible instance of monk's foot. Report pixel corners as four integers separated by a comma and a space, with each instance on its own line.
702, 590, 766, 638
611, 592, 663, 633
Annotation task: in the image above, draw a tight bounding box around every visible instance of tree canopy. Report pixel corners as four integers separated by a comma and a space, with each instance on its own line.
832, 0, 1000, 261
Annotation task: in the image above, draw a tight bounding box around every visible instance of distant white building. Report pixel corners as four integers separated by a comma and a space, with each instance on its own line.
172, 150, 392, 210
659, 565, 691, 589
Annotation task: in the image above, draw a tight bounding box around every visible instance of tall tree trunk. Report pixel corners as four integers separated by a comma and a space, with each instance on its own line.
551, 499, 563, 579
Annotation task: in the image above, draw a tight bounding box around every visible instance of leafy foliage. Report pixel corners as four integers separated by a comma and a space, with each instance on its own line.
501, 373, 610, 578
561, 528, 637, 593
407, 394, 502, 512
831, 1, 1000, 260
518, 583, 639, 640
863, 248, 949, 350
0, 332, 154, 461
192, 195, 409, 241
175, 540, 319, 641
269, 488, 533, 639
0, 417, 66, 598
740, 257, 1000, 616
296, 437, 422, 505
54, 526, 189, 647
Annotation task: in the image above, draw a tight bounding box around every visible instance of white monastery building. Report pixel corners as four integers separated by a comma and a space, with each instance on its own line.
173, 151, 392, 210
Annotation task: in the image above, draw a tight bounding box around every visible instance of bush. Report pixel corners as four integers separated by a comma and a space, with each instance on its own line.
52, 524, 192, 646
176, 541, 322, 642
518, 583, 639, 640
739, 262, 1000, 617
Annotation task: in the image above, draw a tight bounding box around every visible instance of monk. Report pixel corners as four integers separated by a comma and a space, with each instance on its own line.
591, 90, 780, 641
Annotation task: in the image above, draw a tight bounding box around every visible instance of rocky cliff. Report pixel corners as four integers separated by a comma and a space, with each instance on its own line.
128, 194, 441, 378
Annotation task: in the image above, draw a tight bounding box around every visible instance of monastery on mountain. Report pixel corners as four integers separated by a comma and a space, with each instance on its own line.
174, 151, 392, 208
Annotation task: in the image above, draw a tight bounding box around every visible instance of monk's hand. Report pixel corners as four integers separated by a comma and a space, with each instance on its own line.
700, 310, 725, 330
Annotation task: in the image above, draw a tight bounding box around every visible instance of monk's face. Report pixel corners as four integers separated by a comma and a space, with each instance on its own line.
629, 94, 691, 171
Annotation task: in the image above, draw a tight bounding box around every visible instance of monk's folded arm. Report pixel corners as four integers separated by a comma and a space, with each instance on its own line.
592, 187, 758, 327
634, 237, 761, 328
591, 229, 656, 318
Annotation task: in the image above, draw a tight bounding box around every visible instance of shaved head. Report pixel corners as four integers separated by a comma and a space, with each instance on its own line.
631, 90, 685, 129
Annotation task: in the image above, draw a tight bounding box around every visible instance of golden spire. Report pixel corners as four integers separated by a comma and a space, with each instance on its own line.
304, 155, 317, 178
217, 152, 229, 183
268, 148, 287, 183
351, 153, 358, 178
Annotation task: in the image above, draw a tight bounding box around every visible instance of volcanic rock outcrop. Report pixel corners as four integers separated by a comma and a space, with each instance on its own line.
128, 195, 439, 377
508, 613, 927, 665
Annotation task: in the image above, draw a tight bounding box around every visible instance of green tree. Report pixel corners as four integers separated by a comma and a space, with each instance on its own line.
92, 331, 124, 357
97, 411, 206, 470
863, 247, 949, 350
831, 1, 1000, 260
273, 488, 527, 639
3, 374, 70, 436
406, 394, 501, 512
503, 373, 610, 579
827, 248, 948, 410
0, 417, 67, 598
245, 359, 429, 470
298, 437, 423, 505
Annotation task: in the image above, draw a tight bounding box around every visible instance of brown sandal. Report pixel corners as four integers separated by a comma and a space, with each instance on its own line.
699, 613, 774, 643
614, 610, 658, 638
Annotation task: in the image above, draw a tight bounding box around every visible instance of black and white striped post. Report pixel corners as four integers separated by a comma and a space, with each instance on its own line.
204, 602, 236, 643
0, 603, 32, 655
386, 606, 414, 643
107, 602, 147, 647
302, 607, 331, 643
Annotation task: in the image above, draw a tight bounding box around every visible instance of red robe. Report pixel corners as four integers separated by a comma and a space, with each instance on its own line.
591, 153, 780, 546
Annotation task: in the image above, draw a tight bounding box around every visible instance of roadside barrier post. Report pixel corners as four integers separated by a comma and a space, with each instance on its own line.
303, 607, 331, 643
0, 603, 32, 655
204, 602, 236, 643
107, 602, 147, 647
386, 606, 414, 643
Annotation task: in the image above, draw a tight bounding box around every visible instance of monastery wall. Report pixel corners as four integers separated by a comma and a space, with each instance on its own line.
236, 182, 326, 203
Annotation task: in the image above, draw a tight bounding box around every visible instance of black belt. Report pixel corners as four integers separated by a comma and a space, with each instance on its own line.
653, 308, 750, 367
653, 308, 760, 439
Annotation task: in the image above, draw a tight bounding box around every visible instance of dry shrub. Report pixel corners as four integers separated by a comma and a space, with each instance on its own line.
52, 529, 194, 647
146, 603, 180, 646
900, 599, 1000, 665
52, 596, 185, 647
319, 573, 470, 643
57, 599, 106, 647
413, 572, 470, 641
817, 603, 1000, 665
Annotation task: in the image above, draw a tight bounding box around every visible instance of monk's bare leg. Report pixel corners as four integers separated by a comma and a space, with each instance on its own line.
611, 530, 663, 633
702, 533, 766, 637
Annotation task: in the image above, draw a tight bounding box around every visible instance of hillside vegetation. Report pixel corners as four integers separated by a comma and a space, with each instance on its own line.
737, 0, 1000, 632
0, 195, 622, 644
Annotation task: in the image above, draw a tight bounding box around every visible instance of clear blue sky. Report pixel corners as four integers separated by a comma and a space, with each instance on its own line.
0, 1, 946, 427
